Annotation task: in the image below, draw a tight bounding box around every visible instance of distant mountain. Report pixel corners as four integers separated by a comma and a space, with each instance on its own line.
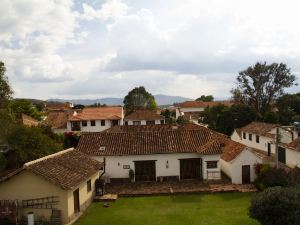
48, 94, 192, 106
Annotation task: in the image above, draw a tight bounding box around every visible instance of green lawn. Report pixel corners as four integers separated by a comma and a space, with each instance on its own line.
76, 193, 259, 225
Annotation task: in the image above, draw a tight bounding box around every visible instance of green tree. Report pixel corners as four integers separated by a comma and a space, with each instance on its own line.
0, 61, 13, 108
202, 104, 229, 133
231, 62, 296, 117
196, 95, 214, 102
249, 187, 300, 225
276, 93, 300, 124
123, 86, 157, 115
7, 126, 62, 167
9, 99, 42, 120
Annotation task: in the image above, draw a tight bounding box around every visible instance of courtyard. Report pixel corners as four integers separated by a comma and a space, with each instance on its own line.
76, 192, 259, 225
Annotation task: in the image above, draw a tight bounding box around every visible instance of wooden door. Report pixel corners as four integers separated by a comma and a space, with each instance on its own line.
73, 189, 80, 213
267, 143, 271, 156
278, 147, 286, 164
242, 165, 251, 184
134, 161, 156, 182
180, 158, 202, 180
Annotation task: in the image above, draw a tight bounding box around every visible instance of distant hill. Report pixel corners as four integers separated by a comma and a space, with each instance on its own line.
48, 94, 192, 106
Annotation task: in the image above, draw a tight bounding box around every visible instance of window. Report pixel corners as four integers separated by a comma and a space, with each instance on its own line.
133, 121, 141, 125
82, 121, 87, 127
206, 161, 218, 169
101, 120, 105, 126
249, 134, 252, 141
87, 179, 91, 192
90, 120, 96, 126
243, 132, 246, 139
124, 121, 128, 125
267, 143, 271, 156
256, 135, 259, 143
146, 120, 155, 125
161, 120, 165, 124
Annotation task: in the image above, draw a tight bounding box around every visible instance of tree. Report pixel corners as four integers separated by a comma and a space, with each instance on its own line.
0, 61, 13, 108
123, 86, 157, 114
196, 95, 214, 102
9, 99, 42, 120
249, 187, 300, 225
231, 62, 296, 117
276, 93, 300, 125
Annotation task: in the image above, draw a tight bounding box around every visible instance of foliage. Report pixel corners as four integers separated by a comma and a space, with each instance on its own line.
0, 61, 13, 107
249, 187, 300, 225
231, 62, 296, 117
0, 153, 7, 170
6, 125, 62, 167
161, 109, 176, 124
89, 103, 107, 107
123, 86, 157, 115
201, 104, 256, 135
129, 169, 134, 181
64, 132, 81, 148
9, 99, 42, 120
196, 95, 214, 102
276, 93, 300, 125
176, 116, 191, 124
73, 104, 85, 110
0, 108, 14, 144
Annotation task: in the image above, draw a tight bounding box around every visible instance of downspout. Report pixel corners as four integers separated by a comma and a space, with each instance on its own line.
99, 157, 106, 179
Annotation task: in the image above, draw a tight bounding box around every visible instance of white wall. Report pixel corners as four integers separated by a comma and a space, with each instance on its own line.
93, 153, 220, 181
176, 107, 204, 119
221, 149, 263, 184
230, 130, 242, 142
125, 119, 164, 125
67, 119, 121, 132
286, 148, 300, 168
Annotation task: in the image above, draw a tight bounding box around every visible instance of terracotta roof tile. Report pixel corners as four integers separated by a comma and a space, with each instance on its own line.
239, 122, 278, 138
124, 110, 165, 120
286, 137, 300, 152
44, 110, 72, 129
221, 140, 246, 162
77, 125, 228, 156
174, 101, 233, 108
45, 103, 71, 111
69, 107, 123, 121
16, 113, 39, 127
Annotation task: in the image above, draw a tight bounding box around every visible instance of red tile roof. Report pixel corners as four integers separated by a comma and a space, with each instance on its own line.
77, 125, 229, 156
221, 140, 246, 162
239, 122, 278, 138
1, 149, 103, 190
69, 107, 123, 121
175, 101, 233, 108
286, 137, 300, 152
124, 110, 165, 121
16, 113, 39, 127
44, 110, 73, 129
45, 103, 71, 111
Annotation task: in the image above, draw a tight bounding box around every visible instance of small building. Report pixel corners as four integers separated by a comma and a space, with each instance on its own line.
44, 110, 73, 133
174, 101, 232, 124
16, 113, 39, 127
67, 106, 124, 132
279, 137, 300, 168
0, 148, 103, 224
124, 110, 165, 125
231, 122, 298, 160
76, 124, 239, 183
220, 141, 274, 184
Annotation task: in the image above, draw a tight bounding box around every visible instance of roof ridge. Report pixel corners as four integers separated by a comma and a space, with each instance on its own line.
24, 148, 74, 166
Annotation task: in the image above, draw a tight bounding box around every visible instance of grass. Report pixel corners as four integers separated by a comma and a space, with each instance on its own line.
76, 193, 259, 225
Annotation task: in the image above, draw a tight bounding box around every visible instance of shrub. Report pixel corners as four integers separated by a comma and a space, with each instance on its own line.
249, 187, 300, 225
254, 167, 290, 190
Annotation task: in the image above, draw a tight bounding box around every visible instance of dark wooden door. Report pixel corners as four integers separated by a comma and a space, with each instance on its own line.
73, 189, 80, 213
180, 158, 202, 180
278, 147, 286, 164
134, 161, 156, 182
267, 143, 271, 156
242, 165, 251, 184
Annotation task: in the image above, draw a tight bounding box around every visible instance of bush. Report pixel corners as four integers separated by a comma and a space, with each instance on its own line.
249, 187, 300, 225
254, 167, 289, 190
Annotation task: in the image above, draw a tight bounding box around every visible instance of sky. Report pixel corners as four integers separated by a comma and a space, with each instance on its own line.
1, 0, 300, 100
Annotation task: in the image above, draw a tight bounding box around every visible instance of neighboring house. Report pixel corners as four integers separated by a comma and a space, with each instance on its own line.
67, 106, 124, 132
174, 101, 232, 123
279, 137, 300, 168
220, 141, 274, 184
124, 110, 165, 125
16, 113, 39, 127
44, 110, 73, 133
0, 148, 103, 224
44, 102, 73, 112
231, 122, 298, 161
76, 124, 239, 183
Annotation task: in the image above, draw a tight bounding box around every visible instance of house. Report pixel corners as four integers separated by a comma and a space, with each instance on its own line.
76, 124, 239, 183
231, 122, 298, 162
124, 110, 165, 125
174, 101, 232, 123
220, 141, 275, 184
0, 148, 103, 224
278, 137, 300, 168
67, 106, 124, 132
44, 110, 73, 133
16, 113, 39, 127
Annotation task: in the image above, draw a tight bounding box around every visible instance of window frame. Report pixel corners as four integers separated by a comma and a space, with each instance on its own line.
206, 161, 218, 169
256, 135, 259, 143
243, 132, 246, 139
90, 120, 96, 126
82, 121, 87, 127
249, 133, 252, 141
101, 120, 105, 126
87, 179, 92, 192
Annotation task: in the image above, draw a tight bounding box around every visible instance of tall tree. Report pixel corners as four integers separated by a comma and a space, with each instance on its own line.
0, 61, 13, 107
123, 86, 157, 114
10, 99, 42, 120
231, 62, 296, 117
276, 93, 300, 124
196, 95, 214, 102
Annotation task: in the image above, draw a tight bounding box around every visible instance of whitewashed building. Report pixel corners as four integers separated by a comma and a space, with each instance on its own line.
279, 137, 300, 168
231, 122, 298, 163
67, 106, 124, 132
124, 110, 165, 125
76, 124, 234, 182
